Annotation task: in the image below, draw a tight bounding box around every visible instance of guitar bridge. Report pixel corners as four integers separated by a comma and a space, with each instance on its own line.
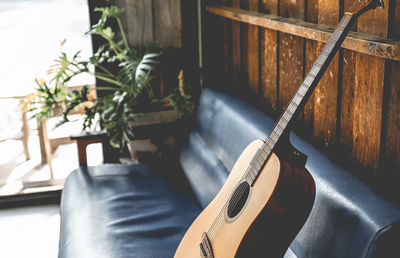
200, 232, 214, 258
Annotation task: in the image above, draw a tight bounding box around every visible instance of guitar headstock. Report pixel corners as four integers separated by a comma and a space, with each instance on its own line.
347, 0, 384, 17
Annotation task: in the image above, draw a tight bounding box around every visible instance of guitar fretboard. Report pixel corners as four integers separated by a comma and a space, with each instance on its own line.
245, 13, 355, 185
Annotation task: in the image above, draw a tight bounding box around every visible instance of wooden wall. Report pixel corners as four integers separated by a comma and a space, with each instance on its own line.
202, 0, 400, 177
113, 0, 182, 48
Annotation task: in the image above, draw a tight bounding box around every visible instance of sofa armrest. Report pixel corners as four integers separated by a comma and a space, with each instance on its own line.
70, 130, 108, 166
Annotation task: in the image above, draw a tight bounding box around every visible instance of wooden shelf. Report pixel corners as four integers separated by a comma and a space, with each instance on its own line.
206, 5, 400, 61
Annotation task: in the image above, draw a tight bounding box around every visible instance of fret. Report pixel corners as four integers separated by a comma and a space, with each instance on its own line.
274, 124, 283, 135
246, 169, 254, 180
304, 76, 314, 87
266, 139, 274, 149
276, 122, 284, 131
261, 2, 378, 160
298, 84, 308, 96
251, 161, 261, 172
282, 111, 291, 123
316, 54, 328, 66
248, 167, 257, 178
288, 102, 297, 113
279, 118, 288, 128
296, 91, 305, 99
256, 156, 264, 167
252, 151, 264, 167
310, 65, 320, 76
324, 42, 335, 53
331, 30, 342, 42
261, 143, 271, 154
328, 39, 337, 45
270, 132, 279, 142
263, 149, 270, 159
292, 94, 302, 105
245, 168, 253, 180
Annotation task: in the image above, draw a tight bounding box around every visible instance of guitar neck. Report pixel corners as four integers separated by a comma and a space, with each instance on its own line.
265, 13, 355, 148
246, 0, 384, 185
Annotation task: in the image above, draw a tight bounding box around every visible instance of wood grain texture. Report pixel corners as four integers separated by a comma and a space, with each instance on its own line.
123, 0, 154, 47
240, 0, 260, 94
203, 0, 226, 87
383, 0, 400, 173
352, 0, 388, 171
153, 0, 182, 48
175, 141, 281, 257
278, 0, 305, 112
261, 0, 278, 110
203, 1, 399, 174
302, 0, 318, 128
175, 140, 315, 257
313, 0, 340, 149
232, 0, 241, 89
339, 0, 359, 160
219, 0, 233, 87
340, 49, 357, 155
353, 54, 385, 171
248, 0, 260, 94
384, 61, 400, 172
206, 6, 400, 61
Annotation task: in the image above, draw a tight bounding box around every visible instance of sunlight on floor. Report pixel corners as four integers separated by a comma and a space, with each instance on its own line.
0, 131, 102, 196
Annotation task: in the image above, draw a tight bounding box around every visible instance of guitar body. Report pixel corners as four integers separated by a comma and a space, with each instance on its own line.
175, 2, 385, 256
175, 140, 315, 257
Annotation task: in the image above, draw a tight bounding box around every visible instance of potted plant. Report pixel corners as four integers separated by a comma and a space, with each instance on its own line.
26, 6, 195, 153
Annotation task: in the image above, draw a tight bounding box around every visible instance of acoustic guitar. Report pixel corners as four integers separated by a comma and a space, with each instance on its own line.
175, 1, 384, 257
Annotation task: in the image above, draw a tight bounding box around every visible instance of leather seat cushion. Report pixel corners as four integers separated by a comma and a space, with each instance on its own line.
59, 164, 201, 258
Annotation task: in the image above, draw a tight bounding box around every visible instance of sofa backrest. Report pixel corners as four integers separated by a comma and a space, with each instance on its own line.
179, 87, 400, 257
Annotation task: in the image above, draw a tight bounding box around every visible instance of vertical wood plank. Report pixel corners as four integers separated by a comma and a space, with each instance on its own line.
261, 0, 278, 111
222, 0, 233, 87
383, 0, 400, 173
313, 0, 340, 149
232, 0, 241, 90
384, 61, 400, 173
123, 0, 154, 47
278, 0, 305, 113
302, 0, 318, 131
353, 55, 385, 170
340, 0, 359, 160
352, 1, 389, 171
247, 0, 259, 94
240, 0, 259, 94
340, 49, 357, 155
203, 0, 226, 87
153, 0, 182, 48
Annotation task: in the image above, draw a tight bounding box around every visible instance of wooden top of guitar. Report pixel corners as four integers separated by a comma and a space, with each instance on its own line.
175, 1, 384, 257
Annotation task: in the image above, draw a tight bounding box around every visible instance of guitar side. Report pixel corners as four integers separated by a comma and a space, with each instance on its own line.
174, 140, 315, 257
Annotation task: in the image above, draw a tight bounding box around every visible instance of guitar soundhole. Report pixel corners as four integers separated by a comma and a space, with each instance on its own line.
227, 182, 250, 219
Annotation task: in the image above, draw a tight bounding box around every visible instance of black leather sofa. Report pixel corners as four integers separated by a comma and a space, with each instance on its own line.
59, 87, 400, 257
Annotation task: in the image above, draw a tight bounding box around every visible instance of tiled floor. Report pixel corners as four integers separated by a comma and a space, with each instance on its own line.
0, 205, 60, 258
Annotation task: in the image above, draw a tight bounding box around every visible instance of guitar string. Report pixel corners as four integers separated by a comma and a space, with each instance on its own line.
208, 165, 262, 238
207, 143, 271, 238
205, 13, 352, 244
206, 31, 340, 240
207, 160, 262, 238
207, 145, 271, 239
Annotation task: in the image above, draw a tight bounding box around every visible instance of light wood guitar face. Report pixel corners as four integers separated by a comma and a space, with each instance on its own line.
175, 140, 281, 258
